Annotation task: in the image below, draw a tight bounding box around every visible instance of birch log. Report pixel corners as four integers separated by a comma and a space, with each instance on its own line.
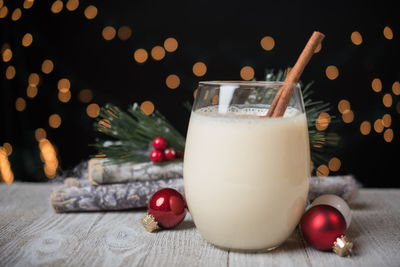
88, 159, 183, 185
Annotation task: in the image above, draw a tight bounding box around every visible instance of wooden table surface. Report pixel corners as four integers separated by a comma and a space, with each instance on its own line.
0, 183, 399, 267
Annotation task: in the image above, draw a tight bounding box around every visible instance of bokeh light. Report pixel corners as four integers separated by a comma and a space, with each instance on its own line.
58, 90, 71, 103
151, 46, 165, 61
382, 114, 392, 128
260, 36, 275, 51
118, 26, 132, 40
383, 128, 394, 142
328, 157, 341, 172
371, 78, 382, 92
78, 89, 93, 103
51, 0, 63, 14
383, 26, 393, 40
49, 114, 62, 128
240, 66, 255, 80
102, 26, 116, 41
23, 0, 34, 9
342, 109, 354, 123
11, 8, 22, 21
192, 62, 207, 77
39, 139, 58, 178
57, 78, 70, 93
5, 65, 16, 79
2, 48, 12, 62
35, 128, 47, 141
41, 59, 54, 74
338, 99, 350, 113
22, 33, 33, 47
15, 97, 26, 112
2, 142, 12, 156
26, 85, 38, 98
392, 81, 400, 95
316, 112, 331, 131
140, 101, 155, 115
360, 121, 371, 135
134, 48, 148, 63
325, 65, 339, 80
373, 119, 384, 133
84, 5, 97, 19
314, 43, 322, 53
164, 37, 178, 52
28, 73, 40, 86
0, 5, 7, 18
86, 103, 100, 118
0, 147, 14, 184
350, 31, 363, 45
382, 93, 392, 107
166, 74, 180, 89
317, 164, 329, 178
66, 0, 79, 11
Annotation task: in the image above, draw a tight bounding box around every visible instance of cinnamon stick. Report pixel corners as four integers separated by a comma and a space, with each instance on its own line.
266, 31, 325, 117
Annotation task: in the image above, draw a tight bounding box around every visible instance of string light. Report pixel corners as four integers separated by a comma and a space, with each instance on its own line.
317, 164, 329, 178
338, 99, 350, 113
140, 101, 155, 115
0, 5, 7, 19
84, 5, 97, 20
5, 65, 16, 79
102, 26, 116, 41
11, 8, 22, 21
49, 114, 62, 128
15, 97, 26, 111
2, 48, 12, 62
342, 110, 354, 123
325, 65, 339, 80
57, 78, 70, 93
66, 0, 79, 11
51, 0, 63, 14
383, 26, 393, 40
328, 157, 341, 172
192, 62, 207, 77
35, 128, 47, 141
151, 46, 165, 61
360, 121, 371, 135
350, 31, 363, 45
2, 142, 12, 156
382, 114, 391, 127
392, 81, 400, 95
41, 59, 54, 74
23, 0, 34, 9
260, 36, 275, 51
117, 26, 132, 40
86, 103, 100, 118
0, 147, 14, 184
164, 37, 178, 52
166, 74, 180, 89
383, 129, 394, 142
58, 91, 71, 103
373, 119, 384, 133
26, 85, 38, 98
371, 78, 382, 92
240, 66, 255, 80
22, 33, 33, 47
38, 139, 58, 178
28, 73, 40, 86
78, 89, 93, 103
316, 112, 331, 131
134, 48, 148, 63
382, 93, 392, 107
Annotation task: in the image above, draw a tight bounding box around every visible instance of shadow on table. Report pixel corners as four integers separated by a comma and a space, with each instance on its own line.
175, 220, 196, 230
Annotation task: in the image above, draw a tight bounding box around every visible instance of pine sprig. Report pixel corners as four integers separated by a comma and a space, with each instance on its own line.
92, 103, 185, 163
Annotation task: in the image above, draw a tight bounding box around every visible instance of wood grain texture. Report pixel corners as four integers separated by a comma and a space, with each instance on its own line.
0, 183, 399, 267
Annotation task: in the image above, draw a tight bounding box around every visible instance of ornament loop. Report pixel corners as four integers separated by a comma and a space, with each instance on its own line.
332, 235, 353, 257
142, 214, 159, 232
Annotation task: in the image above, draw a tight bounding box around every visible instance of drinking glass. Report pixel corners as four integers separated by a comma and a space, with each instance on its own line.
183, 81, 310, 251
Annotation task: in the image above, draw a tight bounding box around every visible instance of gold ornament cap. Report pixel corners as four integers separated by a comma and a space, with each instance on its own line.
332, 235, 353, 257
142, 214, 159, 232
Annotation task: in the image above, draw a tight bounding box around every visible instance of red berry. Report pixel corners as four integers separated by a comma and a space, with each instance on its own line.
150, 150, 164, 162
152, 137, 167, 150
164, 148, 176, 161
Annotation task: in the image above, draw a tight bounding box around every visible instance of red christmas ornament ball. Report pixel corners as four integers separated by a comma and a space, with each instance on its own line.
148, 188, 187, 228
164, 148, 176, 160
152, 137, 167, 150
300, 205, 347, 250
150, 150, 164, 162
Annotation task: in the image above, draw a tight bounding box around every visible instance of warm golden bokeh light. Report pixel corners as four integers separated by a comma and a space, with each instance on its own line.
325, 65, 339, 80
35, 128, 47, 141
2, 142, 12, 156
58, 90, 71, 103
0, 5, 7, 18
102, 26, 116, 41
240, 66, 255, 80
11, 8, 22, 21
383, 128, 394, 142
342, 109, 354, 123
41, 59, 54, 74
371, 78, 382, 92
151, 46, 166, 61
49, 114, 62, 128
66, 0, 79, 11
392, 81, 400, 95
134, 48, 148, 63
51, 0, 63, 14
140, 101, 155, 115
84, 5, 97, 19
39, 139, 58, 179
166, 74, 180, 89
118, 26, 132, 40
22, 33, 33, 47
192, 62, 207, 77
58, 78, 71, 92
338, 99, 350, 114
23, 0, 34, 9
0, 147, 14, 184
317, 164, 329, 178
86, 103, 100, 118
316, 112, 331, 131
2, 48, 12, 62
0, 0, 3, 8
164, 37, 178, 52
28, 73, 40, 86
193, 89, 198, 99
328, 157, 341, 172
383, 26, 393, 40
26, 85, 38, 98
260, 36, 275, 51
382, 93, 392, 107
78, 89, 93, 103
15, 97, 26, 112
360, 121, 371, 135
382, 114, 392, 128
350, 31, 363, 45
373, 119, 384, 133
5, 65, 16, 79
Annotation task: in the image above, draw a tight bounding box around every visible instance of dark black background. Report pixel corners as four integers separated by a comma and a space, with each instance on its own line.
1, 0, 399, 187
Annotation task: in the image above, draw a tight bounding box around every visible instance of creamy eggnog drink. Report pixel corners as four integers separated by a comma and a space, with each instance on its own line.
184, 82, 310, 250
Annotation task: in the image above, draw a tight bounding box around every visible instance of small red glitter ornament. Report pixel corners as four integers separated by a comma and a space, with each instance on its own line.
152, 137, 167, 150
163, 148, 176, 161
149, 150, 164, 162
